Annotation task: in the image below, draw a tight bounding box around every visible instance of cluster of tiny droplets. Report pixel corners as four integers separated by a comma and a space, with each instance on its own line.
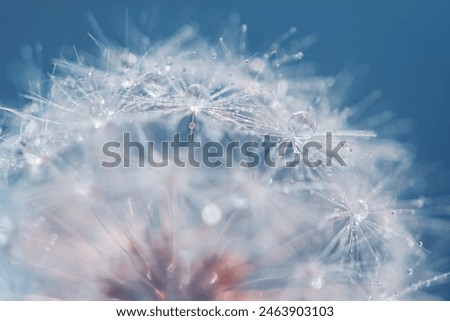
0, 22, 449, 300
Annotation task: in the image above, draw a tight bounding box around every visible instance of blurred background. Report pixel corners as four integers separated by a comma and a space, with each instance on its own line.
0, 0, 449, 298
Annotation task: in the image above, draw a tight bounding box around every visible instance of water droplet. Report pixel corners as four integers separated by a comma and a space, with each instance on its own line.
417, 241, 423, 247
351, 200, 370, 222
248, 58, 265, 73
407, 268, 414, 275
394, 291, 399, 295
187, 84, 209, 98
188, 122, 196, 130
287, 111, 317, 139
202, 203, 222, 226
87, 71, 92, 77
294, 51, 304, 60
186, 84, 210, 108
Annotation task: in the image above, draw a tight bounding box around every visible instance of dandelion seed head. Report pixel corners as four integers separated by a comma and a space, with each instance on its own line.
0, 18, 448, 301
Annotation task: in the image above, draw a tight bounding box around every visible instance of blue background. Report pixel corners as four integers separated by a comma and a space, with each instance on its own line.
0, 0, 449, 298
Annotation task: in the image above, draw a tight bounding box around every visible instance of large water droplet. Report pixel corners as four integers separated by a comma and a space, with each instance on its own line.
351, 200, 370, 222
142, 73, 169, 98
287, 111, 317, 139
186, 84, 210, 108
187, 84, 209, 98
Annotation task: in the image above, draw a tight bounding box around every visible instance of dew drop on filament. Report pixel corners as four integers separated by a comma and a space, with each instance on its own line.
351, 200, 370, 222
186, 84, 210, 107
287, 111, 317, 139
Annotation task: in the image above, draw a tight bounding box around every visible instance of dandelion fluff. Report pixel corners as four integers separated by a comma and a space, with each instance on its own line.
0, 20, 449, 300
